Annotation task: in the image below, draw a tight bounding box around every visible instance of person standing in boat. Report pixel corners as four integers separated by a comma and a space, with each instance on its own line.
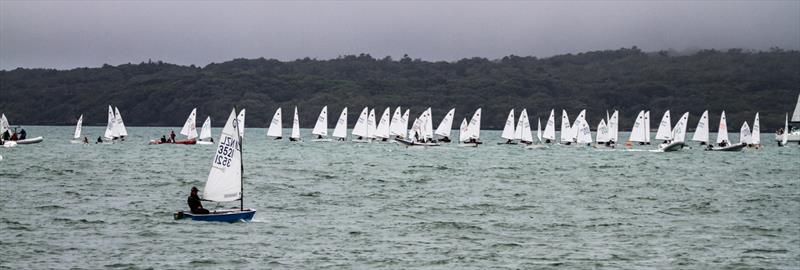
1, 130, 9, 141
169, 130, 176, 143
188, 187, 210, 214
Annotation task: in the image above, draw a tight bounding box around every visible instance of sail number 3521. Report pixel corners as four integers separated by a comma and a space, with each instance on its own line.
213, 136, 237, 167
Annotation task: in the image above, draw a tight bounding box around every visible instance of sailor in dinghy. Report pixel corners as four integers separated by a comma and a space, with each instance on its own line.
174, 108, 256, 222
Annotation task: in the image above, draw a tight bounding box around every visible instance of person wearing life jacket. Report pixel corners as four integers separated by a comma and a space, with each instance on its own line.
96, 136, 103, 144
169, 130, 176, 143
188, 186, 210, 214
83, 137, 89, 144
18, 129, 26, 140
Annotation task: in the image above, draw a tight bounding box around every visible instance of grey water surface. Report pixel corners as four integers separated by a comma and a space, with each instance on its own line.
1, 126, 798, 269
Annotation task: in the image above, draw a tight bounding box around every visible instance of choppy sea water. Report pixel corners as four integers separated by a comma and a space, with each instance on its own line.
1, 126, 798, 269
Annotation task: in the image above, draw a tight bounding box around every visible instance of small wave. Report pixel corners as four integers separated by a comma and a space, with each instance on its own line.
419, 221, 483, 231
299, 191, 321, 197
34, 205, 65, 210
189, 259, 218, 265
743, 248, 788, 254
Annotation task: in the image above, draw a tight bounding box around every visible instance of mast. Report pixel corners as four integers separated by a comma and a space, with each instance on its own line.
235, 109, 244, 211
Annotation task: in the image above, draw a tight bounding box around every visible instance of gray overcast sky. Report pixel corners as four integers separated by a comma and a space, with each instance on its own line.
1, 1, 798, 70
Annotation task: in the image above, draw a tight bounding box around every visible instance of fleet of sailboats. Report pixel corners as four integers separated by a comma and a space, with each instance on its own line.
3, 103, 792, 153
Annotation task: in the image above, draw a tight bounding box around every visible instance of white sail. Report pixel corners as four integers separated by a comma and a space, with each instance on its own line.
266, 108, 283, 138
715, 111, 729, 144
467, 108, 482, 139
291, 107, 300, 139
236, 109, 246, 138
180, 108, 198, 139
609, 110, 619, 142
366, 108, 377, 139
543, 109, 556, 140
424, 108, 434, 140
782, 113, 789, 145
500, 109, 516, 140
104, 106, 115, 139
740, 121, 751, 145
73, 115, 83, 139
434, 108, 455, 138
0, 113, 9, 135
793, 93, 800, 122
692, 110, 709, 143
352, 107, 369, 138
644, 111, 651, 143
401, 109, 410, 138
537, 117, 543, 142
375, 107, 391, 139
752, 113, 760, 144
312, 106, 328, 136
576, 117, 592, 144
332, 107, 348, 139
458, 118, 469, 142
199, 116, 212, 140
389, 107, 403, 137
114, 107, 128, 137
518, 109, 533, 143
627, 110, 647, 143
654, 110, 672, 141
671, 112, 690, 143
560, 110, 571, 143
596, 119, 609, 143
569, 109, 586, 141
409, 118, 422, 141
203, 109, 242, 202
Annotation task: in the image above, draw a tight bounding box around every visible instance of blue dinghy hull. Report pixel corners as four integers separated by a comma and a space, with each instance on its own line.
174, 209, 256, 223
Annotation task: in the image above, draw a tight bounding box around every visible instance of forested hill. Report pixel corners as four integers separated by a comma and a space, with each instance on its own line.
1, 47, 798, 130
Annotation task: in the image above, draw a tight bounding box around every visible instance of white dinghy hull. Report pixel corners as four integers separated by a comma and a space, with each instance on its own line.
14, 136, 44, 144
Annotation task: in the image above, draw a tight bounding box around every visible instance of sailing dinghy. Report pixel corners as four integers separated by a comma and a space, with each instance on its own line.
709, 111, 745, 151
499, 109, 518, 145
312, 106, 331, 142
750, 113, 761, 148
352, 107, 371, 143
267, 108, 283, 140
290, 107, 301, 142
517, 109, 533, 145
196, 116, 214, 145
174, 108, 256, 222
398, 108, 439, 147
0, 113, 43, 145
332, 107, 348, 141
150, 108, 198, 145
459, 108, 482, 147
775, 94, 800, 144
434, 108, 455, 142
374, 107, 392, 142
70, 115, 85, 143
656, 112, 689, 152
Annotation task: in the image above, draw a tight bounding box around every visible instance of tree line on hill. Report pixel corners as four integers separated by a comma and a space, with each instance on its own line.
1, 47, 798, 133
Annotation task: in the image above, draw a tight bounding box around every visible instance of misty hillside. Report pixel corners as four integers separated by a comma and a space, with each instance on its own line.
1, 47, 798, 130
